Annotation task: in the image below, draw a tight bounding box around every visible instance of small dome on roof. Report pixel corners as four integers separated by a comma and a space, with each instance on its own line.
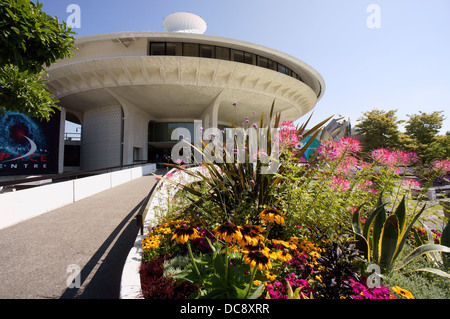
163, 12, 207, 34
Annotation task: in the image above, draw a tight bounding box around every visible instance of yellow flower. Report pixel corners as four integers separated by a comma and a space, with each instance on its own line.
392, 286, 414, 299
244, 249, 272, 270
259, 208, 285, 225
171, 223, 200, 244
253, 280, 262, 286
213, 221, 243, 243
271, 239, 297, 250
276, 250, 292, 262
309, 251, 321, 260
238, 223, 265, 246
265, 270, 277, 281
141, 236, 161, 250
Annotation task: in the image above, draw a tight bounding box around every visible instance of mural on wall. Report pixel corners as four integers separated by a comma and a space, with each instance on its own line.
0, 110, 60, 176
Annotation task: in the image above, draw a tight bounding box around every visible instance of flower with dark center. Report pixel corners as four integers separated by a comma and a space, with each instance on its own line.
259, 208, 285, 225
244, 249, 272, 270
212, 221, 243, 243
238, 223, 264, 246
171, 224, 200, 244
392, 286, 414, 299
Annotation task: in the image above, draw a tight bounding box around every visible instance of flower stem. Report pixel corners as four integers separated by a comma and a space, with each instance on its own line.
244, 267, 257, 299
187, 240, 201, 279
225, 241, 229, 282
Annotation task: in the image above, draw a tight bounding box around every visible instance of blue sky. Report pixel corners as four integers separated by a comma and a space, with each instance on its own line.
39, 0, 450, 134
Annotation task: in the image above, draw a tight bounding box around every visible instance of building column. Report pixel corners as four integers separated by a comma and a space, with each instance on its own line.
105, 88, 153, 166
201, 91, 223, 130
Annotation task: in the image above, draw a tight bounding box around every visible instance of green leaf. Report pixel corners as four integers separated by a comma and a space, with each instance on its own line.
393, 204, 426, 262
248, 283, 265, 299
441, 222, 450, 248
353, 233, 370, 261
421, 222, 442, 265
372, 203, 386, 263
393, 196, 407, 232
395, 244, 450, 271
404, 268, 450, 280
362, 201, 387, 239
351, 205, 363, 235
379, 215, 400, 268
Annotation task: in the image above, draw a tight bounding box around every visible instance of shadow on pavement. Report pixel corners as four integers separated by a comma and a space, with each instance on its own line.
59, 199, 143, 299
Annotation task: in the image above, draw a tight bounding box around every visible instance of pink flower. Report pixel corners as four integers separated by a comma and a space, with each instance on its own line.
370, 148, 394, 165
349, 279, 395, 299
394, 150, 419, 166
329, 175, 351, 192
339, 137, 361, 154
433, 159, 450, 173
317, 137, 360, 162
401, 179, 420, 190
278, 121, 299, 150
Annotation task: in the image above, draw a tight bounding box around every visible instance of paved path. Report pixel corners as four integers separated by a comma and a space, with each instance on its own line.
0, 171, 163, 299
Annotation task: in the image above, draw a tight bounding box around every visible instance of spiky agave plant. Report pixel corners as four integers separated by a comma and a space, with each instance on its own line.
156, 100, 331, 224
352, 193, 450, 278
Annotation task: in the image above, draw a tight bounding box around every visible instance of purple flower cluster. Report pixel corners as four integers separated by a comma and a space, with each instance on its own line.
349, 279, 394, 299
266, 273, 315, 299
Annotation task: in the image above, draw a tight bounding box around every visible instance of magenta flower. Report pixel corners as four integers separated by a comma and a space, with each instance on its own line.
433, 159, 450, 173
329, 175, 351, 192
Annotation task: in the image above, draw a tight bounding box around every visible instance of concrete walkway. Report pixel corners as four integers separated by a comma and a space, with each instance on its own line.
0, 171, 163, 299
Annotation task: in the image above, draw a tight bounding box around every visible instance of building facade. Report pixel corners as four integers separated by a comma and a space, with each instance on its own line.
45, 27, 325, 171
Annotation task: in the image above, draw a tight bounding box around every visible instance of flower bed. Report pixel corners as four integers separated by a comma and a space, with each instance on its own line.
133, 111, 450, 300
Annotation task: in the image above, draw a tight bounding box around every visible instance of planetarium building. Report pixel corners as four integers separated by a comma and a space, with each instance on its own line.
46, 12, 325, 171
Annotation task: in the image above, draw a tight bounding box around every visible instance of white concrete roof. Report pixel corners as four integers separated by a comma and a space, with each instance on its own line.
46, 32, 325, 124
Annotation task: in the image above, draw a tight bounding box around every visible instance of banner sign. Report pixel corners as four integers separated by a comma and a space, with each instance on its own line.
0, 111, 60, 176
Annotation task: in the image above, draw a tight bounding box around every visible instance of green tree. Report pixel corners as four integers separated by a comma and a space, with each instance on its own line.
355, 109, 403, 152
405, 111, 445, 146
404, 111, 445, 160
422, 135, 450, 163
0, 0, 76, 120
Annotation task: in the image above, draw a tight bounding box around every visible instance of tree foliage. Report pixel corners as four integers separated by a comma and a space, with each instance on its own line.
405, 111, 445, 146
0, 0, 76, 120
354, 109, 403, 152
404, 111, 446, 160
423, 135, 450, 163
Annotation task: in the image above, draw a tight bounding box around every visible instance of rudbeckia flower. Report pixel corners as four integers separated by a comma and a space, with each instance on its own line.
392, 286, 414, 299
213, 221, 243, 243
244, 249, 272, 270
276, 250, 292, 262
238, 223, 265, 246
171, 223, 200, 244
259, 208, 285, 225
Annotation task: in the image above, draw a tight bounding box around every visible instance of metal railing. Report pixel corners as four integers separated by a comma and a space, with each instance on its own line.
64, 132, 81, 141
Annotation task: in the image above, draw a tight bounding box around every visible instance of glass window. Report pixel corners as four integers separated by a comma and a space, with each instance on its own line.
183, 43, 199, 57
166, 42, 183, 56
216, 46, 230, 60
244, 52, 256, 65
278, 64, 288, 75
200, 45, 214, 58
268, 59, 276, 70
150, 42, 165, 55
231, 49, 244, 63
257, 56, 268, 68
